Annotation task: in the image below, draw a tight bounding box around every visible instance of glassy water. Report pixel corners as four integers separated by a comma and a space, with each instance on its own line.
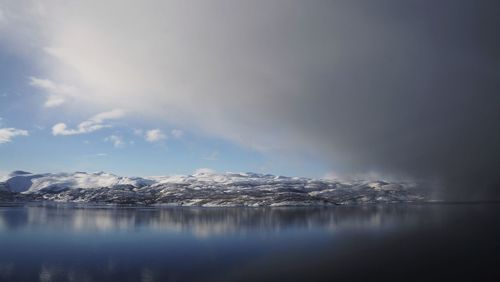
0, 203, 499, 282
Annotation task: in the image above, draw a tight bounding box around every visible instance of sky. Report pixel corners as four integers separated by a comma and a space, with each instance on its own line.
1, 1, 499, 199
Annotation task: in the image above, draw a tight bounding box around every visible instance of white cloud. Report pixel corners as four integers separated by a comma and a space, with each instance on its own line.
29, 77, 76, 107
105, 135, 124, 148
193, 168, 216, 175
91, 109, 125, 121
145, 129, 166, 142
171, 129, 184, 139
135, 128, 180, 143
52, 109, 125, 136
0, 128, 29, 144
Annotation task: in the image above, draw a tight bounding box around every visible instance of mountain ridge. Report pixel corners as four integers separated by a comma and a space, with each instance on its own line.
0, 171, 426, 206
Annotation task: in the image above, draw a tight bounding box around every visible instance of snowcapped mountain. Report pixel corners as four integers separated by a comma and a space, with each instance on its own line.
4, 170, 153, 193
0, 171, 426, 206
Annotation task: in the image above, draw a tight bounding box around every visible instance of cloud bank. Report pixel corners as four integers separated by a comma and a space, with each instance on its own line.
2, 0, 500, 199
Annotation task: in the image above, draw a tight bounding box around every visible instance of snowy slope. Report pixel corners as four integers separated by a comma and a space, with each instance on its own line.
0, 171, 426, 206
4, 171, 153, 193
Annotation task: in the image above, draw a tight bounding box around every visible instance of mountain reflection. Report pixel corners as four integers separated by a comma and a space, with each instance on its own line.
0, 204, 424, 236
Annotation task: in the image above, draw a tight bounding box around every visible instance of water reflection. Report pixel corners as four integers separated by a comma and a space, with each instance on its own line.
0, 204, 430, 236
0, 204, 498, 281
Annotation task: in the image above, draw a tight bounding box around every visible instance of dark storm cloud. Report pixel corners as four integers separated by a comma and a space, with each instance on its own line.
284, 0, 500, 199
258, 0, 500, 199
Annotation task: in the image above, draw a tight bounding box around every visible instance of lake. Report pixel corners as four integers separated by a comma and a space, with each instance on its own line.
0, 203, 499, 281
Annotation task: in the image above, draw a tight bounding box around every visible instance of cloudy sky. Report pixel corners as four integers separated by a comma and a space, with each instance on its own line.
1, 1, 499, 198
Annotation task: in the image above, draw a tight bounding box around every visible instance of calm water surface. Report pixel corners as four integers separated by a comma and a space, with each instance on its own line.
0, 203, 499, 281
